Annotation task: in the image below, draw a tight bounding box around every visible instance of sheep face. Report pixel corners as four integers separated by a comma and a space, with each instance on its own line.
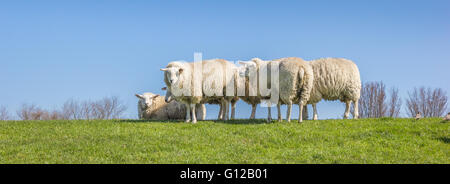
136, 93, 160, 109
238, 61, 257, 77
161, 67, 184, 86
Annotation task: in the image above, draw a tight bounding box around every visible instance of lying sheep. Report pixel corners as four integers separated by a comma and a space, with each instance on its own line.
444, 112, 450, 121
161, 59, 236, 123
277, 57, 314, 123
307, 58, 361, 119
135, 92, 205, 120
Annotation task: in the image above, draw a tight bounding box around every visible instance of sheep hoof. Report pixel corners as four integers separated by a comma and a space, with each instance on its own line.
192, 120, 197, 124
185, 119, 191, 123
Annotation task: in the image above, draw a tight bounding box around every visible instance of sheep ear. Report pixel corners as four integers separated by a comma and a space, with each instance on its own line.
178, 68, 184, 74
161, 87, 167, 91
160, 68, 169, 71
135, 94, 144, 99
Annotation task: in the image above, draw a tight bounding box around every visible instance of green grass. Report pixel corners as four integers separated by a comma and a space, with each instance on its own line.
0, 118, 448, 164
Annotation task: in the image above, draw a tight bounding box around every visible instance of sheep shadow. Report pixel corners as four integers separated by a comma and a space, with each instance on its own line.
115, 119, 186, 124
212, 119, 275, 125
437, 137, 450, 144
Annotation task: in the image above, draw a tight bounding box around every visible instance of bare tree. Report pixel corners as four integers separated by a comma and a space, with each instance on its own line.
16, 104, 63, 120
406, 87, 448, 117
387, 87, 402, 118
41, 110, 64, 120
0, 106, 11, 121
358, 81, 387, 118
17, 104, 39, 120
80, 101, 93, 120
61, 99, 81, 120
90, 96, 127, 120
15, 96, 128, 121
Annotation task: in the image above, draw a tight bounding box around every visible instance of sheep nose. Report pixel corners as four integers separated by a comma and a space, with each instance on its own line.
170, 79, 174, 83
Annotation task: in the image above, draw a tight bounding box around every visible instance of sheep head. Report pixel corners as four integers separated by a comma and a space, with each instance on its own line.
135, 93, 160, 109
161, 67, 184, 86
238, 61, 257, 77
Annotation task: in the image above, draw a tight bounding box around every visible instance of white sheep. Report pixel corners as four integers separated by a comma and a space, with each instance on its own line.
306, 58, 362, 120
237, 58, 279, 121
163, 87, 236, 120
204, 97, 239, 120
161, 59, 236, 123
277, 57, 314, 123
135, 92, 205, 120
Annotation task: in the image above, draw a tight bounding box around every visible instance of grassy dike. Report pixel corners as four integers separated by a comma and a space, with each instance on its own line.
0, 118, 448, 164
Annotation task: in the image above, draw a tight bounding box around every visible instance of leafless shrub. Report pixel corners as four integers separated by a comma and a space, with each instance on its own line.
61, 99, 82, 120
15, 96, 127, 121
17, 104, 39, 120
90, 96, 127, 120
406, 87, 448, 117
387, 87, 402, 118
61, 96, 127, 120
0, 106, 11, 121
80, 101, 93, 120
358, 81, 387, 118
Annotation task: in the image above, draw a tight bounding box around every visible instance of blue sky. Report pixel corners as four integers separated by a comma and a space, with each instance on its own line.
1, 0, 449, 119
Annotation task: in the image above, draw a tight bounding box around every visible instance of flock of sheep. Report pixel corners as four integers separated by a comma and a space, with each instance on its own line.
136, 57, 361, 123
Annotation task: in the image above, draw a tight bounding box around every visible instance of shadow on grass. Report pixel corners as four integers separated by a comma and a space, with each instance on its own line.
116, 119, 275, 125
437, 137, 450, 144
212, 119, 274, 125
115, 119, 185, 124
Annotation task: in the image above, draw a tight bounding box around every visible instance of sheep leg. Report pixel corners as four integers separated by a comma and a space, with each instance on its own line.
218, 103, 223, 120
299, 101, 304, 123
302, 105, 309, 120
312, 103, 318, 120
231, 100, 236, 120
191, 104, 197, 124
185, 104, 191, 123
286, 101, 292, 122
277, 103, 282, 122
353, 99, 359, 119
220, 100, 229, 121
201, 104, 206, 120
344, 101, 351, 119
223, 100, 230, 121
250, 104, 256, 119
267, 106, 272, 122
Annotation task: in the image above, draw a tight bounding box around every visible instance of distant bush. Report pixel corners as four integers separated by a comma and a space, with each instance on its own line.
358, 81, 402, 118
16, 96, 127, 121
0, 106, 11, 121
406, 87, 448, 118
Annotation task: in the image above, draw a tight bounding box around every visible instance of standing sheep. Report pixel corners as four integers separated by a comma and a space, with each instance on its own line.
277, 57, 314, 123
135, 92, 205, 120
238, 58, 279, 121
306, 58, 361, 120
161, 59, 236, 123
163, 87, 237, 120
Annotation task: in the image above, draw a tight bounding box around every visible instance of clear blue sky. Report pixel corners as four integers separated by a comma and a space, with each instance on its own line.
1, 0, 449, 119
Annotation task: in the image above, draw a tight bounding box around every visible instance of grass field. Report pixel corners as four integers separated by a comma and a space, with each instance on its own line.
0, 118, 448, 164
